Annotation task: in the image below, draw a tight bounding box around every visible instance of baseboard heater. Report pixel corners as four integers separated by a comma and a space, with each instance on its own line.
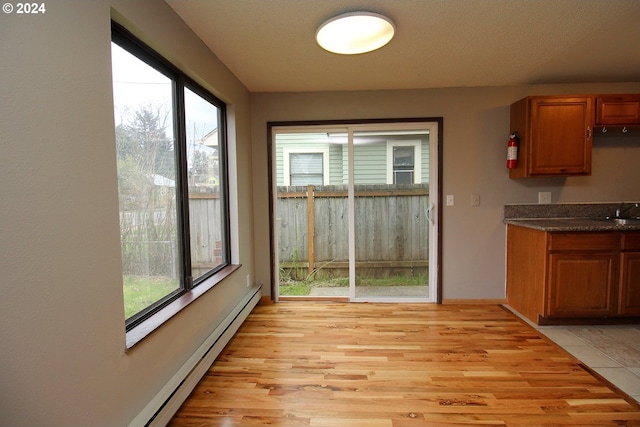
128, 286, 262, 427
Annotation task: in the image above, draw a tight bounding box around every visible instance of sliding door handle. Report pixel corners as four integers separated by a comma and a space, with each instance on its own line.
427, 203, 435, 225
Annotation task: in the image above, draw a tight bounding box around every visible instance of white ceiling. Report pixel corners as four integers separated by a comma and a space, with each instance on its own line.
165, 0, 640, 93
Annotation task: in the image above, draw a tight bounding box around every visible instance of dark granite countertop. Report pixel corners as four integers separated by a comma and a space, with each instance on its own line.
504, 217, 640, 232
504, 202, 640, 232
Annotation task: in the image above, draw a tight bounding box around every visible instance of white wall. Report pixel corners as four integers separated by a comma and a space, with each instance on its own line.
251, 83, 640, 300
0, 1, 255, 426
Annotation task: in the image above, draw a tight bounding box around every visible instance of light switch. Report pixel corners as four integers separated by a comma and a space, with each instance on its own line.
471, 194, 480, 206
446, 195, 454, 206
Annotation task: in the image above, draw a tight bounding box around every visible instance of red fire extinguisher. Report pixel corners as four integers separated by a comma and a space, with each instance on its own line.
507, 132, 519, 169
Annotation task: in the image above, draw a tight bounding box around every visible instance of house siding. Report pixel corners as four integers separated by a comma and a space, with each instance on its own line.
275, 133, 431, 185
275, 133, 329, 186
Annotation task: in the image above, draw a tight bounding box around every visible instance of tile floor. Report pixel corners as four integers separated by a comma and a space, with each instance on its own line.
536, 324, 640, 402
507, 307, 640, 402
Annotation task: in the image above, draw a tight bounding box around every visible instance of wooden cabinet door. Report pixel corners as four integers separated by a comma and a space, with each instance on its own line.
619, 233, 640, 315
547, 252, 617, 317
619, 252, 640, 315
619, 252, 640, 316
596, 95, 640, 126
529, 97, 593, 176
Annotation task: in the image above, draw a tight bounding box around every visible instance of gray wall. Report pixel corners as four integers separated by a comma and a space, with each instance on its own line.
251, 84, 640, 300
0, 1, 256, 426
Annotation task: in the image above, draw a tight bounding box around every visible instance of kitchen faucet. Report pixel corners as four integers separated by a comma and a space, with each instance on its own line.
614, 202, 640, 219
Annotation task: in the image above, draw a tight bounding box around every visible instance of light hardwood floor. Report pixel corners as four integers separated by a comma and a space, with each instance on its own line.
169, 302, 640, 426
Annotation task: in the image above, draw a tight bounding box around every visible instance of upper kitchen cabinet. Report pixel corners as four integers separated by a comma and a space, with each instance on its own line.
595, 94, 640, 130
509, 96, 593, 178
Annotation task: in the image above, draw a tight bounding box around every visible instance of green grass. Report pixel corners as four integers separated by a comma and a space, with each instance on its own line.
278, 281, 313, 296
278, 274, 427, 296
123, 275, 179, 319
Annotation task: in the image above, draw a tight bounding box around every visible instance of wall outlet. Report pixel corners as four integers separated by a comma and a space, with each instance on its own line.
446, 195, 455, 206
538, 192, 552, 204
246, 274, 251, 288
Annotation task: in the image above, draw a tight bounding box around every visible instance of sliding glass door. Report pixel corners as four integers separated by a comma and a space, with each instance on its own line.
272, 121, 438, 302
352, 127, 431, 300
274, 128, 350, 298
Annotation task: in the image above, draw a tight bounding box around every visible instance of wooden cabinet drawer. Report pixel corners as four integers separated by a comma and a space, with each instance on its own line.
596, 95, 640, 126
548, 232, 618, 252
621, 232, 640, 251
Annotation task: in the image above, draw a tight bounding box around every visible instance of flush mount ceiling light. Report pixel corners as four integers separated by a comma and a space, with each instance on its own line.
316, 11, 395, 55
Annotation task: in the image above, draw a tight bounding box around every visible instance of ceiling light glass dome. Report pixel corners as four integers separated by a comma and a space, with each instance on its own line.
316, 11, 395, 55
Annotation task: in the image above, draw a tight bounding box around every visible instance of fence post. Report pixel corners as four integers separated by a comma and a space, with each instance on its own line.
307, 184, 314, 277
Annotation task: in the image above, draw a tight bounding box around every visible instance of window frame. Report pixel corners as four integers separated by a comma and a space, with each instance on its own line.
386, 140, 422, 184
282, 147, 330, 186
111, 22, 232, 339
392, 145, 415, 184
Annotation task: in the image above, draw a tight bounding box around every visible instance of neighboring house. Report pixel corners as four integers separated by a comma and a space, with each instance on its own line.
152, 174, 175, 187
275, 132, 430, 186
201, 127, 218, 148
190, 127, 220, 187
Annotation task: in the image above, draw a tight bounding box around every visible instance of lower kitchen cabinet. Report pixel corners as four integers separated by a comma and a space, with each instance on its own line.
507, 225, 640, 324
619, 233, 640, 315
547, 252, 617, 317
546, 232, 618, 318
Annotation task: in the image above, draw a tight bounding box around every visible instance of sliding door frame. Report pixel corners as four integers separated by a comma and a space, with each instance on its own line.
267, 118, 443, 303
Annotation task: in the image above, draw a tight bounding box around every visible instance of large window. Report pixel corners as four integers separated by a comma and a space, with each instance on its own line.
111, 23, 230, 331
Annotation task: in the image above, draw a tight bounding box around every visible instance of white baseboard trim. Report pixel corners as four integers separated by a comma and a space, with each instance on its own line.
129, 286, 262, 427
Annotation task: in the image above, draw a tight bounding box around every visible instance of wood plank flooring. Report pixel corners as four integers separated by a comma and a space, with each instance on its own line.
169, 302, 640, 426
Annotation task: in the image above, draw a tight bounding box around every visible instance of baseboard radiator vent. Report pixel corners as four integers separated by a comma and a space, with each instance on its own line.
129, 286, 262, 427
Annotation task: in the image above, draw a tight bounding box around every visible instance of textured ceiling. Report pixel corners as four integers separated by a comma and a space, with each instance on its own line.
165, 0, 640, 93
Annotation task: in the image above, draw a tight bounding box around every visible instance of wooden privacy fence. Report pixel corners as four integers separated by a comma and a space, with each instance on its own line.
188, 191, 223, 278
119, 190, 222, 279
277, 184, 429, 279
